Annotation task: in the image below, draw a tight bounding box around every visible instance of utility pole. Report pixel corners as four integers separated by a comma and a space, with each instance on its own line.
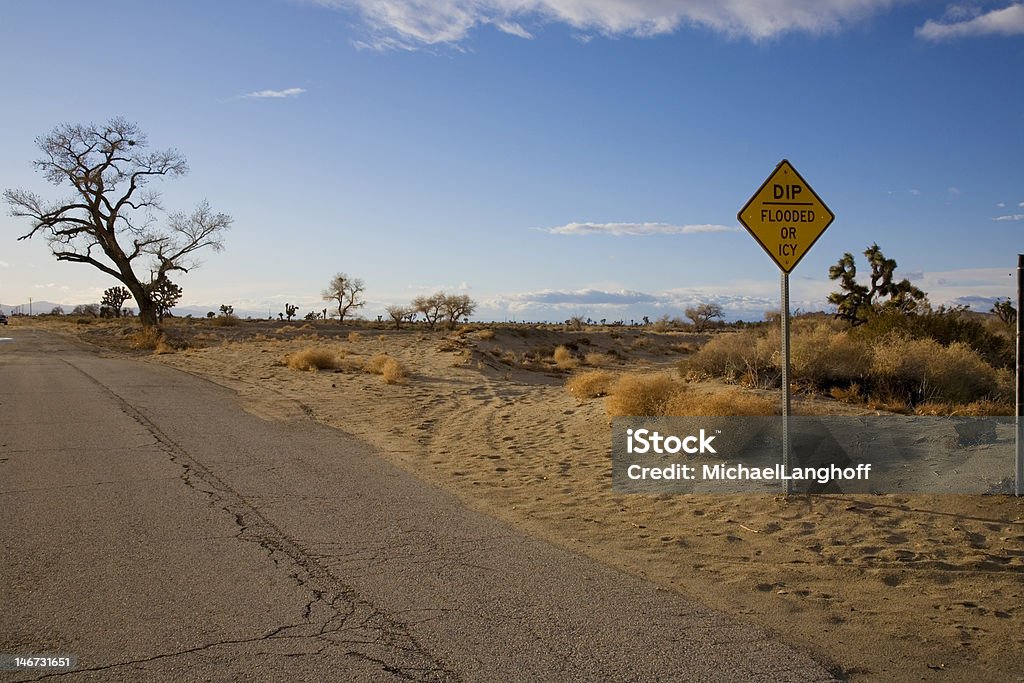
1016, 254, 1022, 497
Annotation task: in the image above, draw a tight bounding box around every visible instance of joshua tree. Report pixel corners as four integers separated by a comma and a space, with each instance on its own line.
828, 243, 927, 326
100, 286, 132, 318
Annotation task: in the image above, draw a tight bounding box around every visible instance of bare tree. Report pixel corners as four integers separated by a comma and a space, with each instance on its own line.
323, 273, 366, 322
442, 293, 476, 330
685, 303, 723, 332
412, 293, 446, 330
4, 118, 232, 327
386, 305, 415, 330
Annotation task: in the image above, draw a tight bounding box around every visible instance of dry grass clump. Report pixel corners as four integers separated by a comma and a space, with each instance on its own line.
566, 370, 616, 399
552, 345, 578, 370
584, 351, 615, 367
605, 374, 686, 417
285, 347, 341, 371
210, 315, 240, 327
364, 353, 407, 384
129, 326, 165, 351
347, 331, 362, 343
153, 338, 176, 355
477, 329, 496, 341
829, 383, 862, 403
664, 388, 778, 416
913, 399, 1014, 416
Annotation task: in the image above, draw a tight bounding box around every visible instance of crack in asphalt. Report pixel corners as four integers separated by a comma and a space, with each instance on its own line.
44, 357, 460, 683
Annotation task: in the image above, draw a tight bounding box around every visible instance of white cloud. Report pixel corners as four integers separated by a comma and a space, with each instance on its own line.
0, 260, 9, 268
947, 186, 961, 195
315, 0, 911, 49
541, 221, 739, 236
242, 87, 307, 99
1019, 201, 1024, 207
916, 3, 1024, 40
997, 202, 1006, 207
993, 214, 1024, 221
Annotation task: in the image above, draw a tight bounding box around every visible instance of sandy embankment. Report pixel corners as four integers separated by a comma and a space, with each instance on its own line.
60, 319, 1024, 681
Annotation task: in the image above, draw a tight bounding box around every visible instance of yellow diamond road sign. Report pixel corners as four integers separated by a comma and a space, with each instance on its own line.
737, 159, 835, 273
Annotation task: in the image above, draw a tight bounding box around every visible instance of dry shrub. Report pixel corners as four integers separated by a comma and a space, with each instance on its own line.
629, 336, 651, 350
277, 325, 300, 334
790, 322, 869, 389
829, 383, 862, 403
870, 334, 1000, 404
129, 327, 165, 350
584, 351, 615, 367
914, 399, 1013, 416
210, 315, 240, 327
605, 374, 686, 417
553, 345, 578, 370
477, 329, 496, 341
347, 331, 362, 343
567, 370, 616, 399
685, 330, 778, 387
153, 339, 176, 355
364, 353, 407, 383
664, 389, 777, 416
380, 358, 407, 384
285, 347, 340, 371
866, 397, 911, 414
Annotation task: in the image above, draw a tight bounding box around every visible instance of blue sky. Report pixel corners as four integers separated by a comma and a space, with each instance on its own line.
1, 0, 1021, 321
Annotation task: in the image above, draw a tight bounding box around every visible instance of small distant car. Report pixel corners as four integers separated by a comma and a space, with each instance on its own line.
0, 313, 7, 325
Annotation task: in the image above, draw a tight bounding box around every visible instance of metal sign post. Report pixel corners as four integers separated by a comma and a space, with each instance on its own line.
738, 160, 834, 495
1016, 254, 1022, 497
780, 272, 793, 495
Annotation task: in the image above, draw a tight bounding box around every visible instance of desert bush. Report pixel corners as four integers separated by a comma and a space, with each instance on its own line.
854, 309, 1012, 369
869, 334, 999, 404
364, 353, 407, 383
605, 374, 686, 417
566, 370, 616, 399
829, 383, 862, 403
347, 331, 362, 343
210, 315, 240, 327
790, 322, 869, 389
584, 351, 615, 367
477, 329, 496, 341
913, 399, 1013, 416
553, 345, 578, 370
129, 326, 165, 350
285, 347, 340, 371
684, 330, 778, 388
664, 389, 778, 416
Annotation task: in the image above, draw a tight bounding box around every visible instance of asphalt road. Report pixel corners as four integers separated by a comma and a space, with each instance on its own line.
1, 329, 835, 682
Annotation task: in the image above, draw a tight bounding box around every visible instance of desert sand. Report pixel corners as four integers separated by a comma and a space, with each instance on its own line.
33, 318, 1024, 681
